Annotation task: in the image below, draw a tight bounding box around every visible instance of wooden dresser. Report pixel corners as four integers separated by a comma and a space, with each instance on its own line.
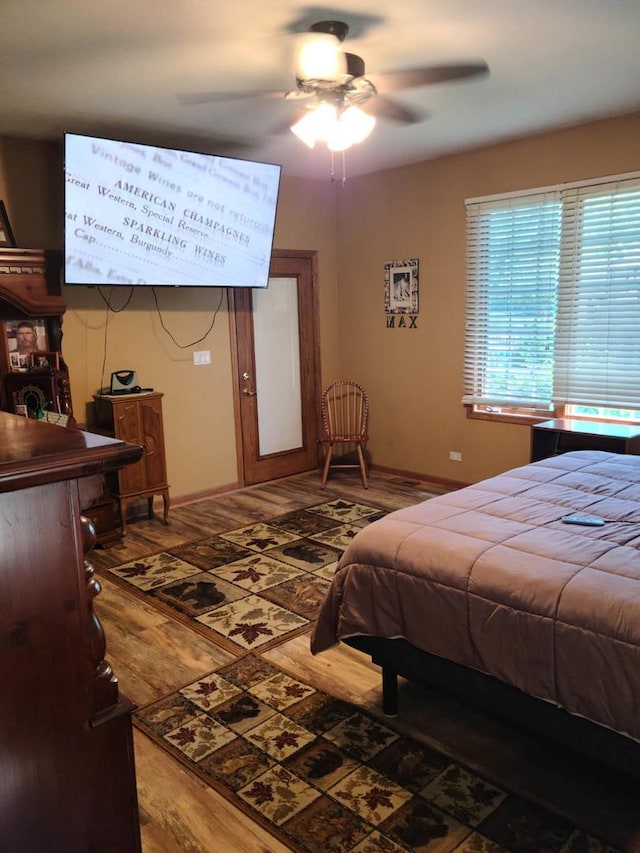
0, 411, 143, 851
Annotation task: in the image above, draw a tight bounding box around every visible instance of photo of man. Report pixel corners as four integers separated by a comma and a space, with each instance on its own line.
15, 321, 38, 353
7, 319, 48, 354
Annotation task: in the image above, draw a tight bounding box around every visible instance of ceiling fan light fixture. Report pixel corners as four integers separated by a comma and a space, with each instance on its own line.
290, 103, 338, 148
326, 132, 350, 153
327, 106, 376, 151
292, 103, 376, 152
290, 114, 318, 148
296, 33, 346, 82
340, 106, 376, 144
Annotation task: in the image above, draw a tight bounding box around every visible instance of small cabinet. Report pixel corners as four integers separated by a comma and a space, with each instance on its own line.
94, 392, 170, 534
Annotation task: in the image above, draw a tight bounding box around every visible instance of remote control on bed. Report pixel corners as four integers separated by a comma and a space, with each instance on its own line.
561, 515, 606, 526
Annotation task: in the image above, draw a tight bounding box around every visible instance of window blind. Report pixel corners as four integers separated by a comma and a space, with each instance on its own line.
464, 173, 640, 411
553, 178, 640, 409
463, 192, 561, 407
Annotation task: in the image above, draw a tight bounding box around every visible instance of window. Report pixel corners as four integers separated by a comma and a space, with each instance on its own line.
567, 404, 640, 423
463, 172, 640, 421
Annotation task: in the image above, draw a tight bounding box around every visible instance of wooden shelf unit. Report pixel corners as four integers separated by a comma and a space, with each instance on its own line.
531, 418, 640, 462
0, 248, 75, 424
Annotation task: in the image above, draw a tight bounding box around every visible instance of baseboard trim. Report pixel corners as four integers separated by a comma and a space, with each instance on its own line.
370, 463, 469, 492
160, 466, 467, 509
161, 482, 240, 508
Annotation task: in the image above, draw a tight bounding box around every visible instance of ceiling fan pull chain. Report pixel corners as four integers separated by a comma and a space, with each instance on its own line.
328, 151, 348, 185
328, 150, 347, 185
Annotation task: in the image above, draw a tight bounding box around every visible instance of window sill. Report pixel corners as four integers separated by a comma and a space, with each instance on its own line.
464, 406, 553, 426
465, 406, 640, 428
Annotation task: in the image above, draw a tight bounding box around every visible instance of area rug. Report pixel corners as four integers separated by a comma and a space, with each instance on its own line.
134, 653, 618, 853
100, 499, 386, 654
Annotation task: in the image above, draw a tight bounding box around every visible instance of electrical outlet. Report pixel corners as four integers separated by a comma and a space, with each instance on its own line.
193, 350, 211, 365
449, 451, 462, 462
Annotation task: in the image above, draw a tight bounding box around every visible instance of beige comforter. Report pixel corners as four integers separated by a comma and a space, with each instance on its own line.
311, 451, 640, 741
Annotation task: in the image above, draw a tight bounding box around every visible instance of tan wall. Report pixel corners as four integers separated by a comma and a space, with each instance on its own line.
0, 138, 340, 498
0, 137, 63, 248
336, 112, 640, 483
1, 111, 638, 493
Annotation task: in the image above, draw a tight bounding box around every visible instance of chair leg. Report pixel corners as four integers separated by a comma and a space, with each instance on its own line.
356, 444, 368, 489
321, 445, 333, 488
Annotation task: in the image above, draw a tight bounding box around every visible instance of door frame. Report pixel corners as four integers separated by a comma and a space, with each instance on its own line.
228, 249, 322, 487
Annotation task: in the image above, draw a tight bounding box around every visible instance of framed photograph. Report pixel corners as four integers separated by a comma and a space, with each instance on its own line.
9, 352, 31, 372
5, 318, 49, 356
30, 350, 60, 371
384, 258, 419, 314
0, 201, 16, 247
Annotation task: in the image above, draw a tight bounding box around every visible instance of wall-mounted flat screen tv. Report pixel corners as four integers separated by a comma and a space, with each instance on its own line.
64, 132, 281, 287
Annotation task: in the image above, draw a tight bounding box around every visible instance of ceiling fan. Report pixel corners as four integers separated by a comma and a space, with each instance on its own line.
178, 20, 489, 151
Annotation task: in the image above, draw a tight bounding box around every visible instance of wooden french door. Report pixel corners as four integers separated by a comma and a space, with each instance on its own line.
230, 250, 321, 485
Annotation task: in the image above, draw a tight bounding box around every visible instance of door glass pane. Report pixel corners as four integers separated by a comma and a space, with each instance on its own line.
253, 277, 303, 455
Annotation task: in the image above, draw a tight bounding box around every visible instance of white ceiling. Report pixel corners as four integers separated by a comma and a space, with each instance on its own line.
1, 0, 639, 181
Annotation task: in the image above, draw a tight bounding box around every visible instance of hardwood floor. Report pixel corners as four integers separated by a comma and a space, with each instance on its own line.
93, 470, 640, 852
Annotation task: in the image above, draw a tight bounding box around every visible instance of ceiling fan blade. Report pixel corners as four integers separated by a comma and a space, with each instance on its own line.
372, 62, 489, 94
177, 90, 284, 106
269, 113, 303, 136
363, 95, 426, 125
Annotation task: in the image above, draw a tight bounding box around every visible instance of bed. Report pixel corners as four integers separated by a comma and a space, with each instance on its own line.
311, 450, 640, 775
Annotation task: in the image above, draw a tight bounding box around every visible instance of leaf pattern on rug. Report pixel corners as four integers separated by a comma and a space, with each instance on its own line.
103, 500, 385, 652
110, 552, 199, 591
220, 522, 301, 552
214, 554, 304, 591
135, 655, 619, 853
181, 673, 242, 713
248, 671, 315, 711
239, 764, 320, 826
421, 764, 506, 827
330, 765, 412, 825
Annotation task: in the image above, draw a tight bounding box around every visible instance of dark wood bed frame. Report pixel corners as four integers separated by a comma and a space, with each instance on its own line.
345, 635, 640, 779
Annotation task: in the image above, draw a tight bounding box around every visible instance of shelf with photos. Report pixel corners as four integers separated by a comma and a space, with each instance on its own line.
0, 248, 75, 426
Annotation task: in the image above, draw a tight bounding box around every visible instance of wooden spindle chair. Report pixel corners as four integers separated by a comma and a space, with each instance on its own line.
319, 380, 369, 488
